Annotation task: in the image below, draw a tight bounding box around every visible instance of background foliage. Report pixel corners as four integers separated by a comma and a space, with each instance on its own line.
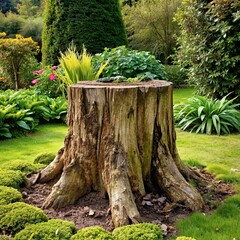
42, 0, 127, 66
174, 0, 240, 101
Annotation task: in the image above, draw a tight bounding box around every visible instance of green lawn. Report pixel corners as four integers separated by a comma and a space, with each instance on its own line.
0, 88, 239, 239
0, 123, 67, 166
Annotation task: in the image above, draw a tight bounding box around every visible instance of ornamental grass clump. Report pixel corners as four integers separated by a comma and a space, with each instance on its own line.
174, 95, 240, 135
59, 45, 107, 89
14, 219, 77, 240
112, 223, 163, 240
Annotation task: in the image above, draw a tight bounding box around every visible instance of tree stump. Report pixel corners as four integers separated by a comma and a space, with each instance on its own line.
36, 80, 204, 227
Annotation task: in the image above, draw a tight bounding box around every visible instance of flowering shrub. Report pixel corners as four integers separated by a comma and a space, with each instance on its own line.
31, 65, 65, 98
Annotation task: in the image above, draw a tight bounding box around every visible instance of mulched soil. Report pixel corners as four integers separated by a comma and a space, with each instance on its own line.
21, 168, 236, 238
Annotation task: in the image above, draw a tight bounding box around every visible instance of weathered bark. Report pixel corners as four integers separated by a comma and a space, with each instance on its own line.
35, 80, 204, 227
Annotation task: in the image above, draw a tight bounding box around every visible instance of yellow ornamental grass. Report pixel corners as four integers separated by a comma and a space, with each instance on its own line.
59, 45, 107, 86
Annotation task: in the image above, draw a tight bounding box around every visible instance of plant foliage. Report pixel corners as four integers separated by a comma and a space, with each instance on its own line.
0, 186, 23, 205
0, 33, 39, 90
174, 0, 240, 100
15, 219, 77, 240
174, 95, 240, 135
93, 46, 167, 80
0, 169, 26, 189
70, 226, 113, 240
58, 45, 107, 89
42, 0, 127, 65
0, 89, 67, 139
0, 202, 48, 234
112, 223, 163, 240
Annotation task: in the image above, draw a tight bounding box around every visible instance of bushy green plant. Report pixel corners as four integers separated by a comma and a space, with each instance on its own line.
0, 33, 39, 90
0, 202, 48, 234
93, 46, 167, 80
0, 169, 26, 189
164, 65, 187, 87
112, 223, 163, 240
1, 160, 43, 174
0, 186, 23, 205
70, 226, 113, 240
174, 95, 240, 135
14, 219, 76, 240
42, 0, 127, 65
0, 89, 67, 139
174, 0, 240, 100
58, 45, 107, 90
33, 153, 56, 165
31, 65, 64, 98
176, 237, 197, 240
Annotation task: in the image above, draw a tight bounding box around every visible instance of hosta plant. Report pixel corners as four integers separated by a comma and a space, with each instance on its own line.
174, 95, 240, 135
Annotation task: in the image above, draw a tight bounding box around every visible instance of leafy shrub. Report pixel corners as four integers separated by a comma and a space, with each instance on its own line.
0, 202, 48, 234
31, 66, 64, 98
176, 237, 197, 240
33, 153, 56, 165
0, 33, 39, 90
1, 160, 43, 174
174, 95, 240, 135
14, 219, 76, 240
0, 186, 23, 205
112, 223, 163, 240
93, 46, 167, 80
0, 169, 26, 189
0, 89, 67, 139
164, 65, 187, 87
70, 226, 113, 240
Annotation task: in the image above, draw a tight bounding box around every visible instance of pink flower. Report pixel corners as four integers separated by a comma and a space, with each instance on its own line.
31, 79, 39, 85
38, 69, 44, 74
51, 66, 57, 70
32, 71, 37, 75
49, 73, 56, 81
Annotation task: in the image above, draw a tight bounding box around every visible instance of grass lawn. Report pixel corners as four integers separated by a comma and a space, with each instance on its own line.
0, 88, 239, 239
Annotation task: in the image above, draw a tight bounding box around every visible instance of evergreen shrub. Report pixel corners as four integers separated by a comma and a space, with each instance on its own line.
0, 186, 23, 205
0, 202, 48, 234
70, 226, 113, 240
42, 0, 127, 65
14, 219, 76, 240
112, 223, 163, 240
0, 170, 26, 189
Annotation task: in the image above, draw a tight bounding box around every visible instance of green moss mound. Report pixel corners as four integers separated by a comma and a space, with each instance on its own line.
70, 226, 113, 240
0, 186, 23, 205
0, 169, 26, 189
0, 235, 12, 240
176, 237, 197, 240
1, 160, 44, 174
33, 153, 55, 165
112, 223, 163, 240
0, 202, 48, 234
14, 219, 76, 240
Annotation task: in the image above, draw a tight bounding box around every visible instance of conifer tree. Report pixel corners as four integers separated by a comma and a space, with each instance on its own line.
42, 0, 127, 66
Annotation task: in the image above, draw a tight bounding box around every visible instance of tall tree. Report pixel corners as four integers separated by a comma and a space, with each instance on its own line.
123, 0, 180, 64
174, 0, 240, 100
42, 0, 127, 66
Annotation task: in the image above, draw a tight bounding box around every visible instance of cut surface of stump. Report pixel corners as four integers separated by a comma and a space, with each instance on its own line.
35, 80, 204, 227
